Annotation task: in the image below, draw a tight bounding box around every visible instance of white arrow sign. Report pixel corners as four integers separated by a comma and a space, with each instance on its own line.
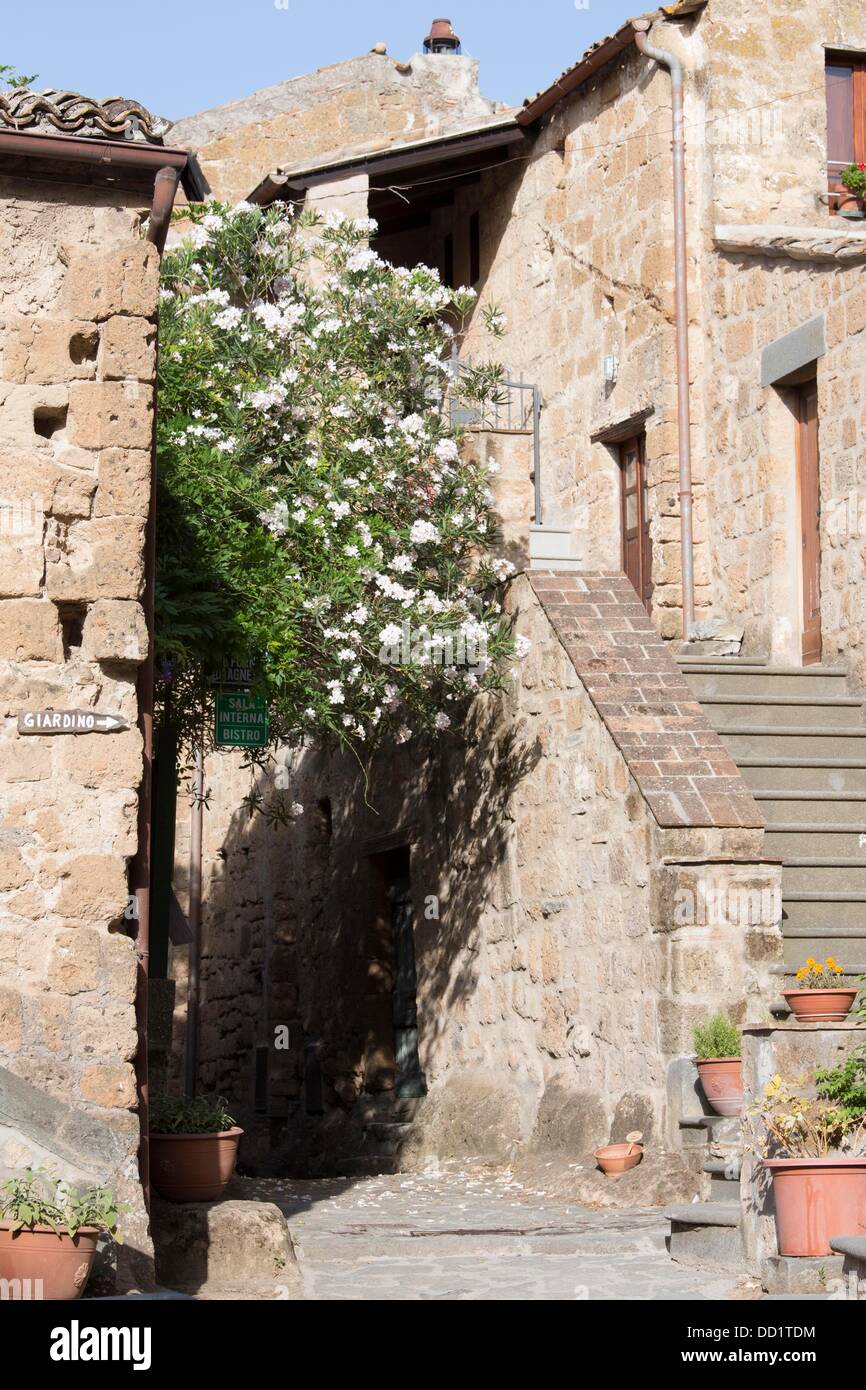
17, 709, 130, 735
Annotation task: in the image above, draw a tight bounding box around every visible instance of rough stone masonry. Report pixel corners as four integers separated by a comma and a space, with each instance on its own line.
0, 177, 160, 1286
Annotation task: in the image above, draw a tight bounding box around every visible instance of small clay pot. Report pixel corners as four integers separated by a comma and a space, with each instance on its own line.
782, 988, 857, 1023
594, 1142, 643, 1177
695, 1056, 743, 1117
150, 1127, 243, 1202
0, 1223, 99, 1300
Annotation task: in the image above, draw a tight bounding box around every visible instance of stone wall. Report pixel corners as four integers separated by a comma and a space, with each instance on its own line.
445, 30, 705, 639
169, 577, 780, 1174
446, 0, 866, 661
693, 0, 866, 670
169, 51, 507, 205
0, 179, 157, 1285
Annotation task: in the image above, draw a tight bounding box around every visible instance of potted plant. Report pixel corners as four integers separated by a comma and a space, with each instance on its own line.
750, 1055, 866, 1257
693, 1012, 743, 1116
150, 1095, 242, 1203
839, 161, 866, 218
0, 1169, 123, 1300
783, 957, 859, 1022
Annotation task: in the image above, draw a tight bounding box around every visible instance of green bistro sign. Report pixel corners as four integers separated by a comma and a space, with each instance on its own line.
214, 692, 269, 748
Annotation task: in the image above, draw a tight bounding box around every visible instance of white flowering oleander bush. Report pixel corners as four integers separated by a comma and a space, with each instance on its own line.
156, 200, 522, 771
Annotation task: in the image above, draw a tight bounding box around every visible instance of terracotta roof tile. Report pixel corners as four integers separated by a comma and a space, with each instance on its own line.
0, 88, 169, 144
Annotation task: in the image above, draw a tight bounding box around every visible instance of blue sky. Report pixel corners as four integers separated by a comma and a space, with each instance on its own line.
4, 0, 632, 121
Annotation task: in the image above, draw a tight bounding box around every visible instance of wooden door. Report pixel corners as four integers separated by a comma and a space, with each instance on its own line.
796, 383, 821, 665
619, 435, 653, 613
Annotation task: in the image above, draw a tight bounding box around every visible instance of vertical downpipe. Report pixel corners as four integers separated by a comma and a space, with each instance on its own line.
133, 165, 182, 1205
633, 20, 696, 638
185, 742, 204, 1098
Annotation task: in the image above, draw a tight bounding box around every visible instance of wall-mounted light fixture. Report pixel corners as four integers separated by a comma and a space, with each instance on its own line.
603, 354, 619, 385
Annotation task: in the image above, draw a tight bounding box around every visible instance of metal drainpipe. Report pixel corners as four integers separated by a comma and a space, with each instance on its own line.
145, 166, 180, 255
633, 20, 696, 639
132, 163, 183, 1206
184, 743, 204, 1100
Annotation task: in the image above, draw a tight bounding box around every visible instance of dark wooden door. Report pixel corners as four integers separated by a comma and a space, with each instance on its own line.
619, 435, 653, 613
389, 879, 426, 1098
796, 383, 821, 665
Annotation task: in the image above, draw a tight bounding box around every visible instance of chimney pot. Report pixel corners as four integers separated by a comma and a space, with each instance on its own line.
424, 18, 461, 54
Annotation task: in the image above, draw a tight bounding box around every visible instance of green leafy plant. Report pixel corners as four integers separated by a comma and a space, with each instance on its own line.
0, 62, 37, 89
840, 161, 866, 200
156, 199, 518, 776
815, 1045, 866, 1127
150, 1094, 236, 1135
0, 1169, 124, 1239
693, 1013, 740, 1060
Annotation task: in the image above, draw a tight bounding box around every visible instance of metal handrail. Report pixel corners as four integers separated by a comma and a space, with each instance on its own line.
446, 348, 543, 524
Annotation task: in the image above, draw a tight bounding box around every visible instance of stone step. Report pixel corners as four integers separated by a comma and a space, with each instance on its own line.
764, 826, 866, 857
365, 1121, 414, 1146
664, 1202, 744, 1270
721, 727, 866, 760
761, 1254, 845, 1297
334, 1155, 402, 1177
679, 1114, 742, 1145
702, 1159, 741, 1203
781, 896, 866, 937
739, 759, 866, 795
683, 664, 849, 697
151, 1198, 296, 1293
761, 1293, 831, 1301
702, 695, 864, 729
755, 791, 866, 825
677, 654, 770, 668
358, 1096, 421, 1124
784, 859, 866, 892
781, 920, 866, 965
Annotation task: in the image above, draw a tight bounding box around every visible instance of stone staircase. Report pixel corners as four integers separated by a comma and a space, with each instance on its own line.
679, 654, 866, 975
335, 1096, 422, 1177
665, 1114, 744, 1271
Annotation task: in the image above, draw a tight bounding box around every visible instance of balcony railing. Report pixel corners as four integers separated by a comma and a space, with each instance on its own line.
446, 347, 543, 523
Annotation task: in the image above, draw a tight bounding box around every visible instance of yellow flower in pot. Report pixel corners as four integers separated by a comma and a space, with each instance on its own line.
783, 957, 858, 1022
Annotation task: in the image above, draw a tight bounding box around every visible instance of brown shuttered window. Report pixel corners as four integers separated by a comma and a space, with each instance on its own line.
826, 53, 866, 214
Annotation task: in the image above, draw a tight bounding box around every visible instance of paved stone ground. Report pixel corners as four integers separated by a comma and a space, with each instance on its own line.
240, 1169, 742, 1301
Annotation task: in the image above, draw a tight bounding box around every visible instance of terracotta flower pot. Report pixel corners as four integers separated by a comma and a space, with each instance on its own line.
0, 1223, 99, 1300
763, 1157, 866, 1257
695, 1057, 743, 1117
150, 1127, 243, 1202
782, 988, 857, 1023
594, 1143, 643, 1177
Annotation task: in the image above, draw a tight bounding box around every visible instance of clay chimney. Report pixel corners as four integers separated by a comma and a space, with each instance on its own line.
423, 18, 461, 54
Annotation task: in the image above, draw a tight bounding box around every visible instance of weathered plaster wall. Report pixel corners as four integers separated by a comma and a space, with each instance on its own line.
169, 51, 508, 204
0, 179, 156, 1285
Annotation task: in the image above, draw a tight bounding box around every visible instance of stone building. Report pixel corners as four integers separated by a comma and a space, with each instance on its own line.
0, 90, 199, 1286
1, 0, 865, 1291
153, 1, 866, 1190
